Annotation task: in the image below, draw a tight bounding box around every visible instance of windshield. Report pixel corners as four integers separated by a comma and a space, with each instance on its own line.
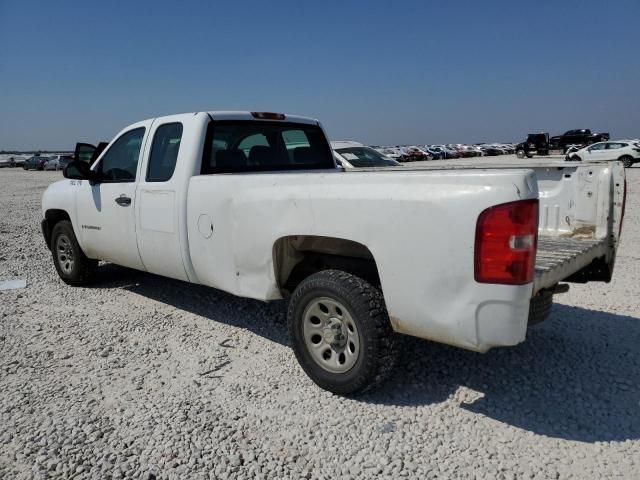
336, 147, 400, 167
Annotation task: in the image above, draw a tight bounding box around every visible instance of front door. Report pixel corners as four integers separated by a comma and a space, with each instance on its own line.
75, 122, 151, 270
585, 142, 607, 160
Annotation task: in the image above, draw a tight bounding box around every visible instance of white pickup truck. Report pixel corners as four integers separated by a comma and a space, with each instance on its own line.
41, 111, 627, 394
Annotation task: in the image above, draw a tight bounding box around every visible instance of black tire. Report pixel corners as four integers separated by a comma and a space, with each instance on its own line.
570, 155, 581, 162
620, 156, 633, 168
287, 270, 398, 395
516, 149, 526, 159
528, 290, 553, 326
50, 220, 97, 285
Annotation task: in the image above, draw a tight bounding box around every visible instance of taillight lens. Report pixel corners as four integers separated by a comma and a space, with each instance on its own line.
475, 199, 539, 285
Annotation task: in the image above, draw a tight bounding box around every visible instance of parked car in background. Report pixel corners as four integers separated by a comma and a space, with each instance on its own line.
479, 145, 505, 156
23, 155, 49, 170
332, 141, 401, 168
430, 145, 461, 158
566, 140, 640, 167
400, 146, 431, 162
423, 146, 445, 159
373, 147, 403, 161
0, 156, 26, 168
449, 145, 479, 158
516, 133, 550, 158
550, 129, 610, 152
469, 145, 485, 156
44, 155, 74, 171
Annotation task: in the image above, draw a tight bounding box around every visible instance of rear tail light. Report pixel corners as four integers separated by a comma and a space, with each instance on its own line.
475, 199, 539, 285
251, 112, 286, 120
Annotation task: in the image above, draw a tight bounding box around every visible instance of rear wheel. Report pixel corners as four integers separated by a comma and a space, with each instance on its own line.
50, 220, 97, 285
287, 270, 398, 395
528, 290, 554, 326
620, 156, 634, 168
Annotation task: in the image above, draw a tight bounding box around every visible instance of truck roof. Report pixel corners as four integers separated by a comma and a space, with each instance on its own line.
144, 111, 320, 126
207, 111, 319, 125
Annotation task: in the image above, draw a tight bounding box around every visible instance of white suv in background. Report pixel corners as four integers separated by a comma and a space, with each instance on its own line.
567, 140, 640, 167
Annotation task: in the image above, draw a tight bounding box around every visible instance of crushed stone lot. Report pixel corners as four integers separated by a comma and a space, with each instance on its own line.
1, 167, 639, 479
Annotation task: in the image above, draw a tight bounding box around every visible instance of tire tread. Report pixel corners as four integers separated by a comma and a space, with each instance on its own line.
50, 220, 97, 286
287, 269, 398, 395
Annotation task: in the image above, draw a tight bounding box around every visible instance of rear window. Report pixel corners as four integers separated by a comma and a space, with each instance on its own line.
201, 121, 334, 174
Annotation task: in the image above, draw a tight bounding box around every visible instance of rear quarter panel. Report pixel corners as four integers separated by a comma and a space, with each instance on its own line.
187, 168, 538, 351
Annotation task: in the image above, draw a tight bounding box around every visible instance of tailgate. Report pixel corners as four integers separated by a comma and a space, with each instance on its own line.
530, 161, 625, 292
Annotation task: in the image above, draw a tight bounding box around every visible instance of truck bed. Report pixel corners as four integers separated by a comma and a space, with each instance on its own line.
534, 236, 609, 293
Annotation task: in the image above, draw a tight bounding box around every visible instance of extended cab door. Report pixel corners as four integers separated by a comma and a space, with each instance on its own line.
75, 121, 152, 270
134, 118, 190, 281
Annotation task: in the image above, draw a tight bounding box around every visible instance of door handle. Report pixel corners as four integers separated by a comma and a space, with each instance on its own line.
115, 195, 131, 206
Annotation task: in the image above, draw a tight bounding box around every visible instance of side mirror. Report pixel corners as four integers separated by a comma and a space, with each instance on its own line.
63, 160, 101, 182
74, 142, 97, 164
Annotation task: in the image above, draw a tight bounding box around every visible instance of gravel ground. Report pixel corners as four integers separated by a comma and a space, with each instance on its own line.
1, 167, 639, 479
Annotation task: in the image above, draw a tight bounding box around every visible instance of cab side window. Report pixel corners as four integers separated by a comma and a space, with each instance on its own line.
147, 123, 183, 182
97, 128, 145, 182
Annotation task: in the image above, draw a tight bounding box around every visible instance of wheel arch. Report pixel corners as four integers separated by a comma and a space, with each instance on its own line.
272, 235, 381, 295
42, 209, 72, 249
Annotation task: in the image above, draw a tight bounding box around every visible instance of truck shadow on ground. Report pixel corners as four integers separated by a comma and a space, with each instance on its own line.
364, 304, 640, 443
91, 266, 639, 443
91, 264, 289, 346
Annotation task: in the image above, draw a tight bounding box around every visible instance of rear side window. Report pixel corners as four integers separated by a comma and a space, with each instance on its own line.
201, 121, 334, 174
606, 143, 626, 149
147, 123, 183, 182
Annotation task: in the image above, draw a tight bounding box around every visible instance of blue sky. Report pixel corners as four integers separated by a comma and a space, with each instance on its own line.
1, 0, 639, 150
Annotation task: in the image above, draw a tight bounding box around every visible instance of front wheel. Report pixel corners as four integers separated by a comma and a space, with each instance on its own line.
50, 220, 97, 285
516, 149, 526, 159
620, 156, 634, 168
287, 270, 398, 395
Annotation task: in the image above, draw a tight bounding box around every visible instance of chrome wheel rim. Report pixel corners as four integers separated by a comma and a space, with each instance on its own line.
56, 234, 75, 275
302, 296, 360, 374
